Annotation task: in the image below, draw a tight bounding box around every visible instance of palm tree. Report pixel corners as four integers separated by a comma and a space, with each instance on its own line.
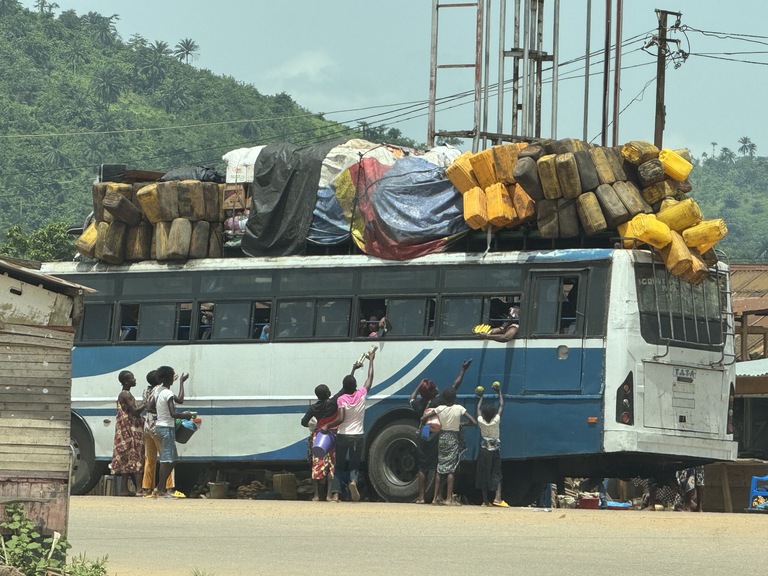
174, 38, 199, 64
81, 134, 104, 165
159, 81, 191, 112
91, 68, 122, 107
135, 49, 168, 89
64, 44, 88, 73
128, 33, 148, 51
738, 136, 758, 158
719, 147, 736, 164
738, 136, 753, 156
150, 40, 172, 56
43, 136, 69, 169
82, 12, 119, 45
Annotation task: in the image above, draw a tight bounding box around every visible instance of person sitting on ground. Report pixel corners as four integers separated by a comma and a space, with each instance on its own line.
477, 305, 519, 342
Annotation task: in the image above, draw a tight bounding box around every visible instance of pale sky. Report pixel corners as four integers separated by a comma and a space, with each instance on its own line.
20, 0, 768, 158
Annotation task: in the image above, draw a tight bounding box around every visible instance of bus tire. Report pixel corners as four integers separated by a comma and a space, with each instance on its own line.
501, 461, 547, 506
367, 420, 424, 503
70, 418, 101, 495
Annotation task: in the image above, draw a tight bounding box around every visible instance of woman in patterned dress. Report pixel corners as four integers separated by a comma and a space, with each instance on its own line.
111, 370, 145, 496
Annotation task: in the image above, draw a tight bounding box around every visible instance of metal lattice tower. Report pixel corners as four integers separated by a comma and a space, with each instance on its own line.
427, 0, 561, 152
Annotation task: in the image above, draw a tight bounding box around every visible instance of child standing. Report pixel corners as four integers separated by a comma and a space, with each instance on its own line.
475, 381, 508, 507
425, 386, 476, 505
301, 384, 342, 501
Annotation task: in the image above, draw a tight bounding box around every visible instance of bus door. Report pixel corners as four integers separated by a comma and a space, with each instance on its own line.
522, 272, 586, 394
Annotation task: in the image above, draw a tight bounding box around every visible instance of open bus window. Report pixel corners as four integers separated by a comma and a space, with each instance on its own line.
560, 278, 579, 334
529, 275, 580, 336
276, 301, 313, 339
177, 303, 192, 340
210, 301, 252, 340
81, 303, 113, 342
315, 299, 351, 338
199, 303, 214, 339
120, 304, 140, 341
358, 298, 389, 338
252, 301, 272, 340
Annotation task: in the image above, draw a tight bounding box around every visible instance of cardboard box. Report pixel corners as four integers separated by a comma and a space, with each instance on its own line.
222, 184, 249, 210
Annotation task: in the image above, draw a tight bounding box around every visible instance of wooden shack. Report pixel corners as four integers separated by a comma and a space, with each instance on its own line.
0, 259, 92, 535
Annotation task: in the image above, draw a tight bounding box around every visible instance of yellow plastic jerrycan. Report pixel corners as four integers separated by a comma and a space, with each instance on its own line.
658, 148, 693, 181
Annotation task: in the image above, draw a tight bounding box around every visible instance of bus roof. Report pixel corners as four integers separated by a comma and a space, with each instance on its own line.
41, 249, 621, 275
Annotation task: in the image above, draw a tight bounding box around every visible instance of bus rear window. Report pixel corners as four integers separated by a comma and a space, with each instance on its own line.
635, 263, 724, 347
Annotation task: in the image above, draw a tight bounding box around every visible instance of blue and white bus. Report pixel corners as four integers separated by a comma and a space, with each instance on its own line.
43, 248, 737, 502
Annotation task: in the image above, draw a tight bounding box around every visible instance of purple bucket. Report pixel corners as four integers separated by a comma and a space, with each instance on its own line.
312, 430, 335, 458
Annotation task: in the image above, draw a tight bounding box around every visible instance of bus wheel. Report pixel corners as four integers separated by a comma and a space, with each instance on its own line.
70, 419, 102, 495
501, 461, 547, 507
367, 420, 422, 503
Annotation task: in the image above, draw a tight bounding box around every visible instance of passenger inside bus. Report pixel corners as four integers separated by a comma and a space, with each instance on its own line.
360, 312, 391, 338
199, 303, 214, 340
477, 304, 520, 342
559, 280, 579, 334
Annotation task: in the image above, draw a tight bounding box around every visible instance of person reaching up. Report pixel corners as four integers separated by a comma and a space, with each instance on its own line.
475, 381, 508, 507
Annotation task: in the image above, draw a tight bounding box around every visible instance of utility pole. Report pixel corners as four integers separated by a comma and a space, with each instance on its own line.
653, 9, 667, 149
653, 9, 682, 148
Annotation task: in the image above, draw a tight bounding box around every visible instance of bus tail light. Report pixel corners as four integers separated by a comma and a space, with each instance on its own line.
615, 373, 634, 426
727, 382, 735, 435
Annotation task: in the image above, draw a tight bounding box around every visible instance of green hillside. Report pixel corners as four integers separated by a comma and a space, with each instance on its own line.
688, 149, 768, 262
0, 1, 363, 236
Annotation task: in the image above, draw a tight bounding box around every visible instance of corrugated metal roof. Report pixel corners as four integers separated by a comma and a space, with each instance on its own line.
0, 258, 95, 297
731, 265, 768, 360
737, 358, 768, 378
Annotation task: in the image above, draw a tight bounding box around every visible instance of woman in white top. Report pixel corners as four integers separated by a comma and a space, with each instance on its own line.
475, 382, 508, 507
424, 387, 476, 505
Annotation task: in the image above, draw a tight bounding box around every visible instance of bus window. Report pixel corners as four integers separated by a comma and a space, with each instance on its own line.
199, 303, 214, 339
530, 275, 581, 336
120, 304, 140, 341
276, 301, 313, 339
387, 298, 430, 337
210, 302, 252, 340
316, 299, 351, 338
252, 301, 272, 340
81, 303, 113, 342
177, 303, 193, 340
135, 302, 192, 342
358, 298, 388, 338
559, 278, 580, 334
440, 297, 482, 336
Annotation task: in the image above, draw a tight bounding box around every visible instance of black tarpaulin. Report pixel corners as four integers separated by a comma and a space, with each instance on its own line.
241, 139, 343, 257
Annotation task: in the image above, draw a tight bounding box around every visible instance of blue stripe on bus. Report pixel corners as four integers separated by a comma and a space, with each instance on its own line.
369, 349, 432, 396
72, 346, 162, 378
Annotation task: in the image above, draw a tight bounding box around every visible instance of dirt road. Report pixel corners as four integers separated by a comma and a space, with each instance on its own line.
68, 496, 765, 576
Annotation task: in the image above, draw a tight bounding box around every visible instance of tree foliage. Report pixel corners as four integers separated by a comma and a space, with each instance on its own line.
690, 143, 768, 262
0, 4, 368, 252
